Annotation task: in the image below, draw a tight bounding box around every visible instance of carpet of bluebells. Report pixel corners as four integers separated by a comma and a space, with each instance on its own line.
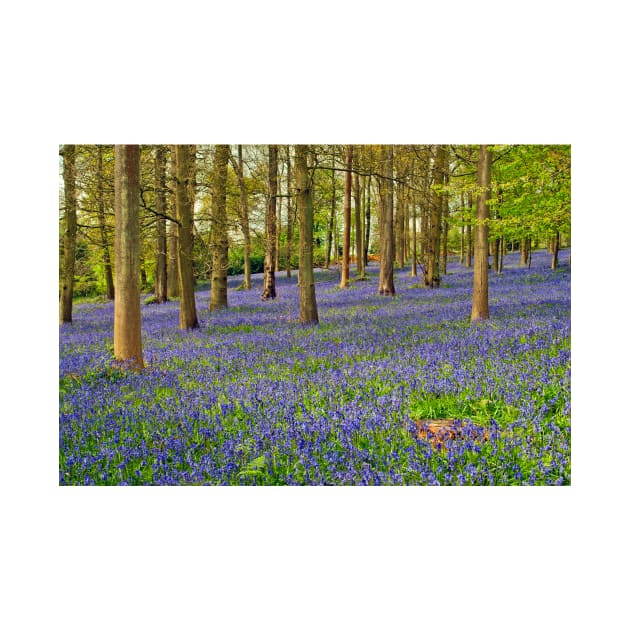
59, 249, 571, 485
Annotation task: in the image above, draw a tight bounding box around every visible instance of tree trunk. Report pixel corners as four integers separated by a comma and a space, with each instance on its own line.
210, 144, 229, 311
167, 147, 179, 299
96, 145, 115, 300
154, 145, 168, 303
426, 145, 445, 287
364, 173, 372, 268
551, 230, 560, 270
175, 144, 199, 329
340, 145, 353, 288
411, 188, 418, 277
465, 192, 473, 268
286, 146, 293, 277
235, 145, 251, 289
441, 184, 449, 276
471, 144, 491, 322
59, 144, 77, 324
262, 145, 278, 300
113, 145, 144, 368
520, 237, 529, 267
353, 169, 365, 278
377, 145, 395, 295
295, 145, 319, 324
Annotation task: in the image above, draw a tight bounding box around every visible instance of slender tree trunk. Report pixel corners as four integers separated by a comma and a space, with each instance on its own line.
275, 160, 282, 272
295, 145, 318, 324
325, 148, 336, 269
465, 192, 473, 267
96, 145, 115, 300
154, 145, 168, 303
210, 144, 229, 310
262, 145, 278, 300
426, 145, 445, 287
175, 144, 198, 329
395, 181, 404, 268
286, 146, 293, 277
441, 185, 449, 276
492, 237, 501, 273
59, 144, 77, 323
113, 144, 144, 368
364, 173, 372, 268
353, 169, 365, 278
378, 145, 395, 295
471, 145, 491, 322
411, 189, 418, 277
167, 147, 179, 298
340, 145, 353, 288
520, 237, 529, 266
498, 236, 504, 273
236, 145, 251, 289
551, 230, 560, 270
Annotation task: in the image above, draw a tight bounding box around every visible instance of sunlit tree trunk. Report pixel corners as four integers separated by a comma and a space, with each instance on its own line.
175, 144, 198, 329
210, 144, 229, 311
262, 145, 277, 300
113, 144, 144, 368
378, 144, 395, 295
295, 145, 318, 324
59, 144, 77, 324
471, 144, 491, 322
465, 191, 473, 267
441, 184, 449, 276
340, 145, 353, 288
154, 145, 168, 303
395, 181, 404, 268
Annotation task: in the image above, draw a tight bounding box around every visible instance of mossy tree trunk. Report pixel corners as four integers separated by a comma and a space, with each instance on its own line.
210, 144, 229, 311
59, 144, 77, 324
97, 145, 115, 300
167, 147, 179, 299
175, 144, 198, 329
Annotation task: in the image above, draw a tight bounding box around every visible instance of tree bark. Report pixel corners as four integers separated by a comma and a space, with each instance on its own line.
426, 145, 445, 287
262, 145, 278, 300
465, 191, 473, 267
113, 144, 144, 368
411, 187, 418, 277
210, 144, 229, 310
235, 145, 251, 289
167, 147, 179, 298
471, 144, 491, 322
59, 144, 77, 323
364, 173, 372, 268
353, 169, 365, 279
175, 144, 199, 329
340, 145, 353, 288
377, 145, 395, 295
295, 145, 318, 324
95, 145, 115, 300
285, 146, 293, 277
154, 145, 168, 303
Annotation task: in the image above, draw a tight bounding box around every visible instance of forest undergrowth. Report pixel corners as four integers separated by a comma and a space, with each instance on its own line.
59, 249, 571, 485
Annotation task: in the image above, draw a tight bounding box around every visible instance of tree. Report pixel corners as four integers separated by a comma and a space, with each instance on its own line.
113, 144, 144, 369
285, 146, 294, 277
295, 145, 318, 324
377, 145, 395, 295
425, 145, 445, 288
210, 144, 229, 310
96, 145, 115, 300
154, 145, 168, 303
471, 145, 491, 322
167, 147, 180, 299
175, 144, 199, 329
59, 144, 77, 324
353, 164, 365, 279
262, 145, 278, 300
339, 144, 353, 288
